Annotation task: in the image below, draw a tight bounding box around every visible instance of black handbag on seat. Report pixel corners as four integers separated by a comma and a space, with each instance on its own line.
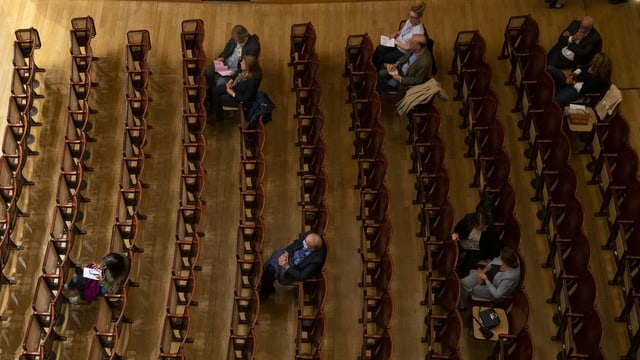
479, 308, 500, 329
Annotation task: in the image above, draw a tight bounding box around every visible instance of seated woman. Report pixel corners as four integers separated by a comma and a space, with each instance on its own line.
372, 1, 427, 70
209, 55, 262, 123
546, 52, 612, 105
458, 247, 521, 310
65, 252, 131, 304
451, 210, 503, 276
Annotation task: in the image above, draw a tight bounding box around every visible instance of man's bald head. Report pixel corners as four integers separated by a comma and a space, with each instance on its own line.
411, 34, 428, 50
304, 233, 323, 251
580, 16, 594, 32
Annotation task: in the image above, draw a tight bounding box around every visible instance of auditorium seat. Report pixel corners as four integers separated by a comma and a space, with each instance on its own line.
296, 309, 325, 358
541, 191, 584, 260
492, 327, 533, 360
537, 167, 577, 233
425, 309, 462, 359
414, 167, 449, 209
518, 71, 555, 142
299, 168, 328, 209
422, 272, 460, 342
360, 328, 392, 360
354, 121, 385, 162
610, 219, 640, 285
585, 113, 629, 181
511, 45, 546, 114
476, 149, 510, 195
524, 101, 564, 172
546, 231, 590, 305
470, 123, 505, 189
551, 269, 597, 341
289, 22, 316, 66
530, 133, 571, 200
227, 328, 255, 360
343, 33, 373, 78
301, 202, 328, 236
557, 308, 603, 359
464, 89, 498, 158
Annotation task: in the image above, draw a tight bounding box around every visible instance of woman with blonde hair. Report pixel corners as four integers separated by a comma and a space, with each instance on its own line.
372, 1, 428, 70
209, 55, 262, 122
547, 52, 612, 105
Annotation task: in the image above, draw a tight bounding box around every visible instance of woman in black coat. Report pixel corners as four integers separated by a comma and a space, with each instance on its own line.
209, 55, 262, 122
452, 210, 503, 276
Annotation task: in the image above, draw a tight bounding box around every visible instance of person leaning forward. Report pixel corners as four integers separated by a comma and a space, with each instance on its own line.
378, 33, 432, 97
259, 232, 326, 301
205, 24, 261, 90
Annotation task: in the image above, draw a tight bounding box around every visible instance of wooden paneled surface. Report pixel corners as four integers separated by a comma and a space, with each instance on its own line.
0, 0, 638, 359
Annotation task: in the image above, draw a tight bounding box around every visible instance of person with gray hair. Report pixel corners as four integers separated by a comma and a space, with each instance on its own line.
547, 16, 601, 68
458, 247, 521, 310
259, 232, 326, 301
377, 33, 432, 97
205, 24, 261, 90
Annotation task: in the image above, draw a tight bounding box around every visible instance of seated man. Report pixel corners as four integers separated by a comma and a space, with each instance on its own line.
205, 25, 261, 90
547, 16, 601, 69
378, 34, 432, 97
259, 232, 326, 301
458, 247, 521, 310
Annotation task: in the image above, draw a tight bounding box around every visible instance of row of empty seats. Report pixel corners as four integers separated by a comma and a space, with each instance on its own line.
407, 101, 462, 360
290, 22, 327, 360
498, 15, 605, 359
88, 21, 151, 360
228, 105, 267, 359
343, 32, 393, 360
22, 16, 101, 359
1, 27, 45, 322
450, 27, 533, 359
157, 19, 209, 359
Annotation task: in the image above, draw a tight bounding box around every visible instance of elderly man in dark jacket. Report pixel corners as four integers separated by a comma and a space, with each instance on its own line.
547, 16, 601, 69
259, 232, 326, 301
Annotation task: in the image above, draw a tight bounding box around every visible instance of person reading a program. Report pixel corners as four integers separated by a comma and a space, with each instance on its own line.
372, 1, 427, 71
64, 252, 131, 304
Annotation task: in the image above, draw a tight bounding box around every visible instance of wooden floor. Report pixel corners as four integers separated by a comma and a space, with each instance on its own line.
0, 0, 639, 359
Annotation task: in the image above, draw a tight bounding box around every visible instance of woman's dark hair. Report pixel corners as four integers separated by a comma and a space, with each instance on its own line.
500, 247, 519, 268
410, 1, 426, 17
468, 210, 493, 228
102, 252, 128, 277
243, 55, 263, 80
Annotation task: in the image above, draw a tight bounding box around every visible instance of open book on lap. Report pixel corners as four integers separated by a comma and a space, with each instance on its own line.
83, 267, 101, 280
380, 35, 395, 47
